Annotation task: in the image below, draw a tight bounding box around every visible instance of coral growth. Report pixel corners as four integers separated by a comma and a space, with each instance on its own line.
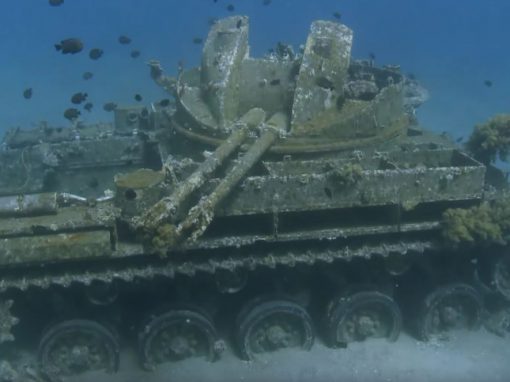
442, 196, 510, 245
328, 162, 363, 187
466, 114, 510, 164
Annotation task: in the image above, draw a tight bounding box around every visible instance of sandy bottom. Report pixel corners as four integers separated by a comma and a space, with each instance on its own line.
67, 329, 510, 382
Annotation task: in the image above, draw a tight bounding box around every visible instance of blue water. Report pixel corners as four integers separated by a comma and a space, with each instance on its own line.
1, 0, 509, 138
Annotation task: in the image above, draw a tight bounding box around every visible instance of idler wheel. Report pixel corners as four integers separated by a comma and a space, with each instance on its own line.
418, 283, 483, 341
236, 297, 314, 360
138, 307, 220, 371
325, 291, 402, 347
38, 319, 120, 377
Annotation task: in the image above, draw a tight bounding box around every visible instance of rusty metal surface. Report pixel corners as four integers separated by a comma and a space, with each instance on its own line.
216, 150, 485, 216
0, 203, 118, 238
0, 193, 57, 217
291, 20, 353, 133
201, 15, 249, 128
0, 230, 112, 266
168, 16, 410, 153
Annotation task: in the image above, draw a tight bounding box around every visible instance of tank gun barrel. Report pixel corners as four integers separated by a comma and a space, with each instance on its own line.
175, 112, 286, 243
137, 108, 266, 235
150, 112, 286, 251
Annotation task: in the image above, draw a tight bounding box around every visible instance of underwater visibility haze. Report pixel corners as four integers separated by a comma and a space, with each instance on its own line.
1, 1, 510, 382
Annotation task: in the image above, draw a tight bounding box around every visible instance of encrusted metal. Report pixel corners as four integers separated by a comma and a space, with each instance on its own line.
0, 300, 18, 343
0, 14, 506, 379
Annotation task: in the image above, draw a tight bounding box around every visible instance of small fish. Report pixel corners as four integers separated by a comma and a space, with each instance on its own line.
226, 4, 235, 12
118, 35, 132, 45
23, 88, 33, 100
269, 79, 281, 86
263, 0, 272, 5
55, 38, 83, 54
49, 0, 64, 6
236, 19, 242, 29
369, 52, 376, 60
103, 102, 118, 112
456, 136, 464, 143
134, 94, 143, 102
333, 11, 341, 19
159, 99, 171, 107
484, 80, 493, 87
82, 71, 93, 80
89, 48, 103, 60
130, 49, 140, 58
71, 92, 88, 105
84, 102, 93, 112
192, 37, 203, 45
64, 107, 80, 121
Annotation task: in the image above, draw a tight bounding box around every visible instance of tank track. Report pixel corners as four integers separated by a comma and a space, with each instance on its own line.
0, 239, 436, 294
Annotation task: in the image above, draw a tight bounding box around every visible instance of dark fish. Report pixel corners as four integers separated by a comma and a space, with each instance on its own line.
226, 4, 235, 12
89, 48, 103, 60
456, 136, 464, 143
134, 94, 143, 102
333, 11, 341, 19
263, 0, 272, 5
369, 52, 376, 60
118, 35, 132, 45
192, 37, 203, 45
84, 102, 93, 112
71, 92, 88, 105
49, 0, 64, 6
82, 71, 93, 80
23, 88, 33, 100
484, 80, 493, 87
269, 79, 281, 86
159, 99, 171, 107
103, 102, 118, 112
64, 108, 80, 121
55, 38, 83, 54
140, 108, 149, 119
236, 19, 242, 28
130, 49, 141, 58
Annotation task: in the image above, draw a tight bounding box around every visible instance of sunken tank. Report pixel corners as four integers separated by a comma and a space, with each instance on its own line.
1, 16, 510, 380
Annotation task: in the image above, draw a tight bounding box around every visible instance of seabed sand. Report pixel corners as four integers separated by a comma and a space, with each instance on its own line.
69, 329, 510, 382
